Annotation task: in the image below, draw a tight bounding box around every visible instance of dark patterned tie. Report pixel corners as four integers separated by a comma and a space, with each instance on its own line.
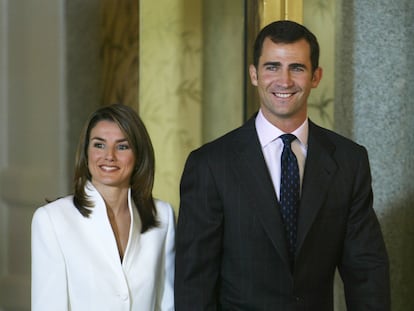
279, 134, 300, 264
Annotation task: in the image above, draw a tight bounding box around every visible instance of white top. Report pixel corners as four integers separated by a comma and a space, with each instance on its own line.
255, 109, 308, 199
31, 182, 175, 311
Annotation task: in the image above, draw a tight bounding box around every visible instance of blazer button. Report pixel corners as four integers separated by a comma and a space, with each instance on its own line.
119, 293, 129, 301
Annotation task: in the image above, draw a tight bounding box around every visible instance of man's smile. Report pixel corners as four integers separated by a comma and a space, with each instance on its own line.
273, 92, 294, 98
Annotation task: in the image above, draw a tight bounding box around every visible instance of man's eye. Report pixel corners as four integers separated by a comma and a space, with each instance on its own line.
266, 65, 278, 71
291, 66, 305, 72
117, 144, 129, 150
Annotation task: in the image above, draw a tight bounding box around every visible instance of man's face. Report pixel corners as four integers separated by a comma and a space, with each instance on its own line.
249, 37, 322, 131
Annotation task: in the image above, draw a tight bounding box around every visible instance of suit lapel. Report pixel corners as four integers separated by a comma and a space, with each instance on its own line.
232, 118, 290, 266
296, 121, 338, 252
231, 118, 338, 266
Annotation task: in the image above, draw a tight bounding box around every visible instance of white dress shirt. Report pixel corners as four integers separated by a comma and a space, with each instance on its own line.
255, 109, 308, 200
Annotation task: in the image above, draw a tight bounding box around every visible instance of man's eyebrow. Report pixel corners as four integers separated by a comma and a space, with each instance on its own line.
262, 61, 281, 67
289, 63, 307, 69
261, 62, 308, 70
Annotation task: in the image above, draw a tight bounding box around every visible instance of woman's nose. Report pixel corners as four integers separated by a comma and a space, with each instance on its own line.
105, 148, 115, 161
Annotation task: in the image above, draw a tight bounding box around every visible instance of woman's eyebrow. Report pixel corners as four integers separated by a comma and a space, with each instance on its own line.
90, 137, 128, 143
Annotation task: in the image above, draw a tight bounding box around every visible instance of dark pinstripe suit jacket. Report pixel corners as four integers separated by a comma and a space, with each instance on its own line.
175, 116, 390, 311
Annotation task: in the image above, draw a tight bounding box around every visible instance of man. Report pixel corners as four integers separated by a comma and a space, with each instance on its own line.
175, 20, 390, 310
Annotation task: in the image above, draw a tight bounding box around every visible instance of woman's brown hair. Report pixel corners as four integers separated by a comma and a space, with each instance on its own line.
73, 104, 158, 233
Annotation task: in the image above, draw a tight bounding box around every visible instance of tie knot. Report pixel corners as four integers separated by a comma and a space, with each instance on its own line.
280, 134, 296, 146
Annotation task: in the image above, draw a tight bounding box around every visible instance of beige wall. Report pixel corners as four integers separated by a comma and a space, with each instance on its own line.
140, 0, 203, 213
140, 0, 336, 213
139, 0, 246, 213
202, 0, 244, 142
304, 0, 335, 129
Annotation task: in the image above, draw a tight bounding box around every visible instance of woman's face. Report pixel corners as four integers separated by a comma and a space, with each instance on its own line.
87, 120, 135, 191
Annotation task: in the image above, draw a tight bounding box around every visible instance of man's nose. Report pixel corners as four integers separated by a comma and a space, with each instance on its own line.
277, 69, 293, 87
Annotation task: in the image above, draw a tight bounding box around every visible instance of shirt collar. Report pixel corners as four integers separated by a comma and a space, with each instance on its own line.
255, 109, 309, 148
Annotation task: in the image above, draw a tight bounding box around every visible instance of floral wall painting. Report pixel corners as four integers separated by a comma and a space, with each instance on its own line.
101, 0, 139, 109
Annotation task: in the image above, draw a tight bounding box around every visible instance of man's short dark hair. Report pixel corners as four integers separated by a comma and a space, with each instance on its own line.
253, 20, 320, 72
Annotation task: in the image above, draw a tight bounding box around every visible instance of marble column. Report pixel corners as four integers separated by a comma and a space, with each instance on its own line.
335, 0, 414, 310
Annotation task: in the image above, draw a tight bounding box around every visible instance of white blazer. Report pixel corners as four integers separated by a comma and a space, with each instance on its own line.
31, 183, 175, 311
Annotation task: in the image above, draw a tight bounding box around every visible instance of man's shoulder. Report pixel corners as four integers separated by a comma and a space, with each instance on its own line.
198, 117, 256, 151
309, 121, 368, 162
310, 121, 364, 147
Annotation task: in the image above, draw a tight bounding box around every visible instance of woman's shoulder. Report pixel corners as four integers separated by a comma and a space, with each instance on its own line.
153, 199, 175, 224
40, 195, 74, 209
33, 195, 77, 221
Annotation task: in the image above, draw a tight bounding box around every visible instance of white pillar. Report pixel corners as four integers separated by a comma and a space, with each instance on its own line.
0, 1, 67, 309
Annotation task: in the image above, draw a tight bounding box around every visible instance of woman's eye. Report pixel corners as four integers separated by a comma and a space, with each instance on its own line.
93, 143, 105, 149
117, 144, 129, 150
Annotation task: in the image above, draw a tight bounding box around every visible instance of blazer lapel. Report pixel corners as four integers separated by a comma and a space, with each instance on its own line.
85, 183, 127, 268
296, 121, 338, 252
123, 197, 142, 271
233, 118, 290, 267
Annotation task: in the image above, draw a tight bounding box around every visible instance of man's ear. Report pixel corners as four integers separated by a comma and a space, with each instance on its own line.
311, 67, 323, 88
249, 64, 258, 86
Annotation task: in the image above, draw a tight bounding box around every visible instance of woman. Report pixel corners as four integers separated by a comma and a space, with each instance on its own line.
31, 104, 175, 311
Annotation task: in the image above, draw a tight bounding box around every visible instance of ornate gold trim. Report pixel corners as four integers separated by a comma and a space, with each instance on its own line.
259, 0, 303, 27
